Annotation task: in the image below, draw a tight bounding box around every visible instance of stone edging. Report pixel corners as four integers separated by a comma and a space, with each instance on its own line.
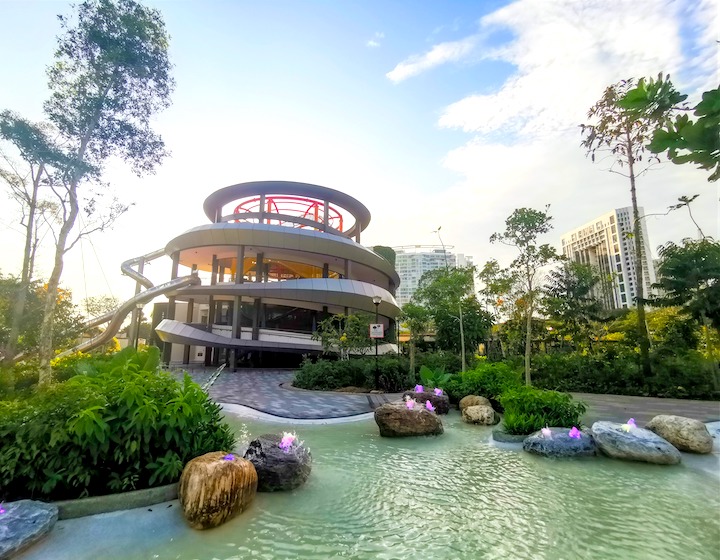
51, 483, 178, 520
491, 429, 528, 444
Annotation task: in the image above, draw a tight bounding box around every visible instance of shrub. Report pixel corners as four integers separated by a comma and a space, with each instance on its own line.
444, 361, 523, 405
294, 355, 415, 392
499, 386, 587, 435
0, 347, 235, 501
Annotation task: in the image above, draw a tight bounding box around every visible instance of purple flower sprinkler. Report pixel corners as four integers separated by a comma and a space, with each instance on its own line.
0, 503, 5, 515
414, 384, 424, 393
279, 432, 297, 453
222, 453, 235, 461
621, 418, 637, 432
425, 400, 436, 412
540, 426, 552, 439
568, 426, 582, 439
406, 399, 416, 410
433, 387, 443, 396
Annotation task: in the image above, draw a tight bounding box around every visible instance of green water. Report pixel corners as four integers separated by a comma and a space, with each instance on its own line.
24, 412, 720, 560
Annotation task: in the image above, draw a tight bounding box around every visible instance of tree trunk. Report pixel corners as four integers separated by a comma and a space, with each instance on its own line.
37, 183, 79, 386
458, 303, 466, 373
524, 300, 533, 385
626, 132, 652, 378
409, 340, 415, 379
2, 166, 43, 365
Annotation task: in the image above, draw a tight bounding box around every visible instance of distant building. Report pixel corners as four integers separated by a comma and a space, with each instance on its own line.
560, 207, 656, 310
393, 245, 473, 306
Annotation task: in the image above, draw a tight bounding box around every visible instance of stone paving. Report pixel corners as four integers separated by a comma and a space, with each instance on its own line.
173, 366, 720, 423
174, 367, 400, 419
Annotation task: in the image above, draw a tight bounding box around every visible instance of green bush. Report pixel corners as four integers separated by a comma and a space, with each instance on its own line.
499, 386, 587, 435
532, 347, 718, 399
444, 360, 523, 405
0, 347, 235, 501
294, 355, 415, 392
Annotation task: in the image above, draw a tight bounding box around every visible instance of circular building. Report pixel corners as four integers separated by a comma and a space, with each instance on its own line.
154, 181, 401, 367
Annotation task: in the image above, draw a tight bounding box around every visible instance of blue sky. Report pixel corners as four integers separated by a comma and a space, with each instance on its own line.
0, 0, 718, 305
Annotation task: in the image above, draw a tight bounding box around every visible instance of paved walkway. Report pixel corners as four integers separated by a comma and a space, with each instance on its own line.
177, 368, 399, 419
179, 367, 720, 423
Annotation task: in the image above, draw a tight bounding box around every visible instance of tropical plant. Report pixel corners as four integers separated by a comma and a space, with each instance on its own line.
418, 365, 451, 390
490, 206, 560, 385
499, 386, 586, 435
312, 313, 374, 359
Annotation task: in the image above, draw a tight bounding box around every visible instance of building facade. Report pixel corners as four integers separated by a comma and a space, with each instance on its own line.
140, 181, 401, 367
560, 207, 656, 310
393, 245, 473, 306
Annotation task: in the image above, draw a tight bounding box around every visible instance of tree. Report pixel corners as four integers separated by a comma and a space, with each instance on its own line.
653, 239, 720, 331
581, 78, 670, 378
490, 207, 560, 385
412, 266, 493, 367
542, 261, 602, 349
618, 74, 719, 181
399, 302, 431, 378
312, 313, 374, 359
0, 0, 174, 385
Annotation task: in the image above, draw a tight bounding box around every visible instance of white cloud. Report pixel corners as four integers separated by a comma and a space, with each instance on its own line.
366, 31, 384, 48
386, 36, 477, 83
427, 0, 719, 270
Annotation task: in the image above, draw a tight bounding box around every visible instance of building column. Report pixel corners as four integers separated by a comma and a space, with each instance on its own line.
252, 297, 261, 340
182, 298, 194, 364
162, 252, 179, 364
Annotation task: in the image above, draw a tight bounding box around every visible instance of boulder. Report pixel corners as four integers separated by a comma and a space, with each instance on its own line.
0, 500, 58, 560
591, 421, 681, 465
402, 391, 450, 414
243, 434, 312, 492
645, 415, 713, 454
374, 402, 444, 437
459, 395, 491, 411
462, 404, 500, 425
523, 427, 597, 458
178, 451, 258, 529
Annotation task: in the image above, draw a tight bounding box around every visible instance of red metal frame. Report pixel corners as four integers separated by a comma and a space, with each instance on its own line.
233, 195, 344, 231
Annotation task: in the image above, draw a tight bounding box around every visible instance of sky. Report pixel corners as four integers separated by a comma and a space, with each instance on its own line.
0, 0, 718, 310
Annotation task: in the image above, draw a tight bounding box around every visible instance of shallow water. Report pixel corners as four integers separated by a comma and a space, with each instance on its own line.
21, 412, 720, 560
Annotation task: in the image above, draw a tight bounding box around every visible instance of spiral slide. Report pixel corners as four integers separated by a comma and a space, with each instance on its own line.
56, 250, 199, 359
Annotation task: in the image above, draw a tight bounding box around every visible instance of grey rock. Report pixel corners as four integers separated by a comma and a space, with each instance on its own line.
491, 429, 527, 444
462, 404, 500, 425
523, 427, 597, 458
0, 500, 58, 560
459, 395, 491, 411
402, 391, 450, 414
243, 433, 312, 492
591, 421, 681, 465
646, 415, 713, 454
374, 402, 444, 437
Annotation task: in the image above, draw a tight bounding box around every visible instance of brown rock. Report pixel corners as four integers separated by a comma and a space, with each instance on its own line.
461, 404, 499, 425
645, 415, 713, 454
179, 451, 258, 529
374, 402, 444, 437
459, 395, 491, 411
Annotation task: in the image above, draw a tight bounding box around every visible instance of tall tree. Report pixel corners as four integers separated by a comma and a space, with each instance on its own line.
0, 0, 174, 384
400, 302, 431, 378
490, 207, 559, 385
412, 266, 491, 368
542, 261, 602, 349
618, 74, 718, 182
581, 78, 670, 378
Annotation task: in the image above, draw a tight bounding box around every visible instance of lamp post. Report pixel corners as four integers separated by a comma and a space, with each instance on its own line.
372, 295, 382, 388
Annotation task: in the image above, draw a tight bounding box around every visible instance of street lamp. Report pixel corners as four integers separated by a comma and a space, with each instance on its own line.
134, 302, 144, 350
372, 295, 382, 388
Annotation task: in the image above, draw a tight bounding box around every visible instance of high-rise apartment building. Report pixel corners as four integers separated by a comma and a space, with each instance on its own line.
393, 246, 473, 306
560, 207, 656, 310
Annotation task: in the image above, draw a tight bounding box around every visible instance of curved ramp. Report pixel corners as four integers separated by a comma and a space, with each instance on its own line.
57, 275, 200, 358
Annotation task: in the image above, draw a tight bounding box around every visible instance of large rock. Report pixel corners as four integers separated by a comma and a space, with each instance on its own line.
591, 421, 681, 465
374, 402, 444, 437
459, 395, 491, 411
523, 428, 597, 458
243, 434, 312, 492
179, 451, 258, 529
402, 391, 450, 414
645, 415, 713, 454
462, 404, 500, 425
0, 499, 58, 559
